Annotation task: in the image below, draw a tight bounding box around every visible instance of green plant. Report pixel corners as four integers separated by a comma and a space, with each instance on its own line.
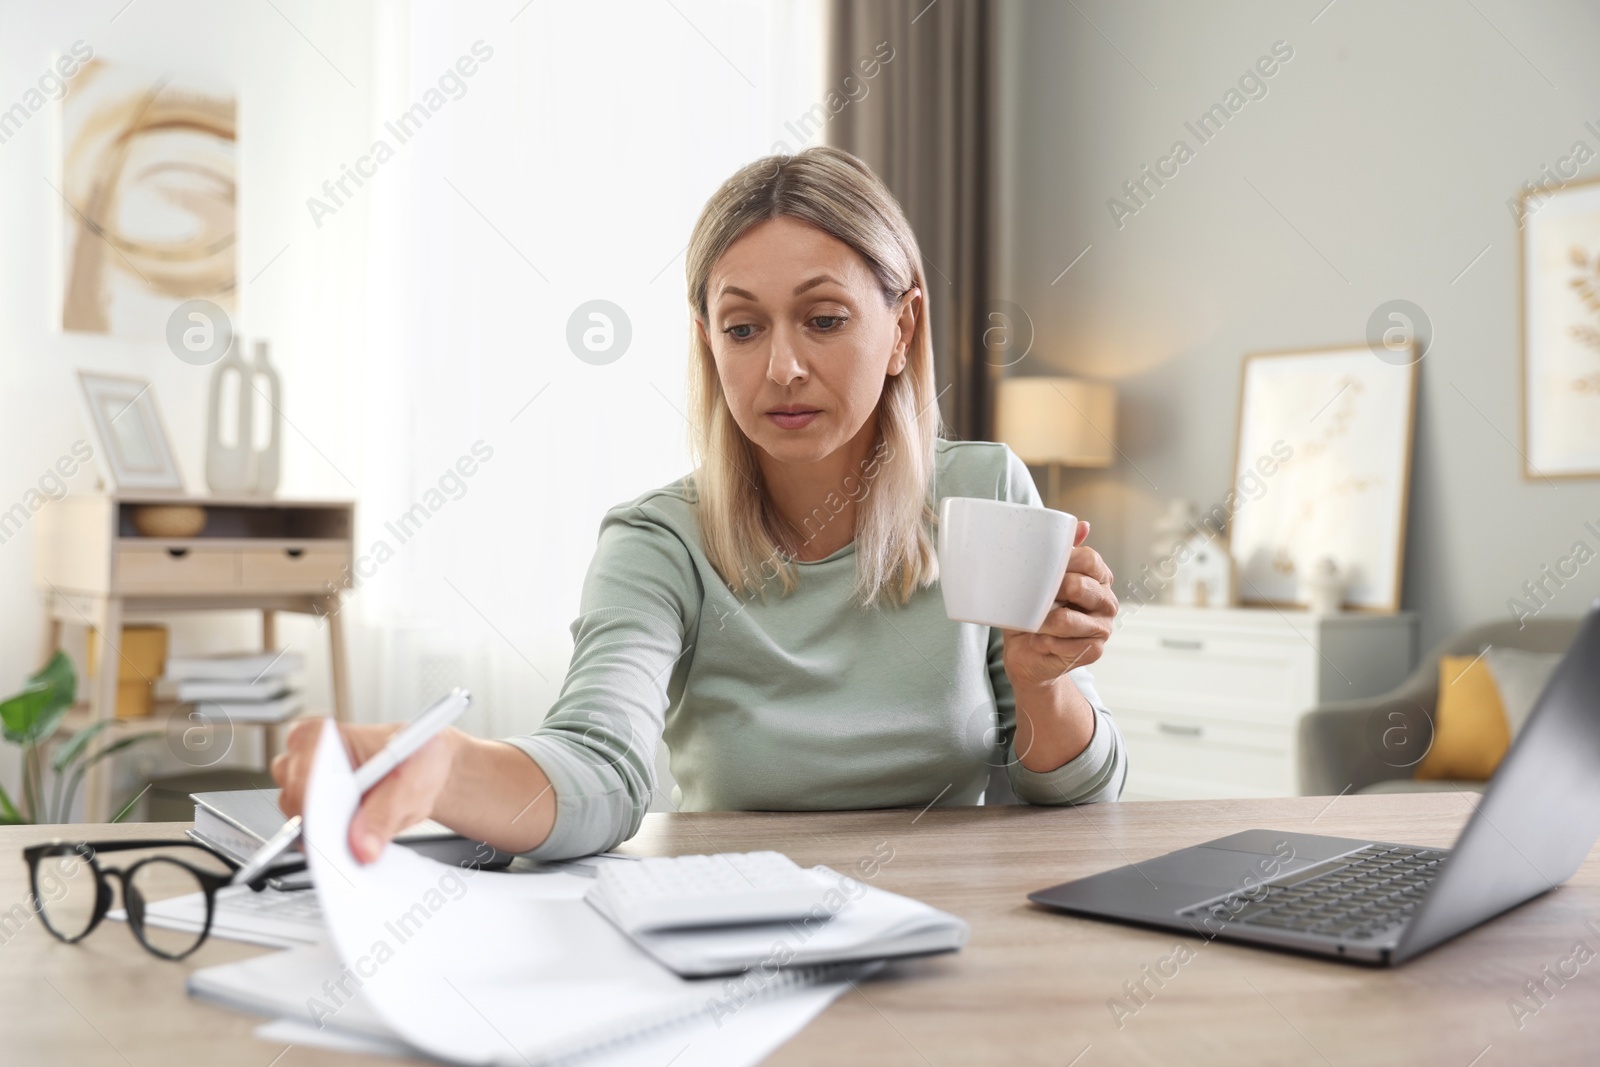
0, 651, 158, 824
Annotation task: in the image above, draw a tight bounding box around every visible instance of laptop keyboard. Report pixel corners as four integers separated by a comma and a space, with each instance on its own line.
1182, 844, 1450, 941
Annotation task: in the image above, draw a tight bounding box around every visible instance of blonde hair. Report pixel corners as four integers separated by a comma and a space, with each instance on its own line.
685, 145, 941, 608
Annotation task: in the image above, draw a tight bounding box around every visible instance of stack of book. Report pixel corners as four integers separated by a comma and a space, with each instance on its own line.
156, 650, 305, 724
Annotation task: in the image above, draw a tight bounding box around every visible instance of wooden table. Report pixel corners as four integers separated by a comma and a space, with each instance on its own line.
3, 793, 1598, 1065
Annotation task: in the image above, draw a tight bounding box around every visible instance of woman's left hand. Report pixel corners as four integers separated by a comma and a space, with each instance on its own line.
1001, 521, 1118, 691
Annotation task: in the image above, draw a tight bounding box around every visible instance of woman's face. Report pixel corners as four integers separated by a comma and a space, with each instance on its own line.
699, 216, 919, 467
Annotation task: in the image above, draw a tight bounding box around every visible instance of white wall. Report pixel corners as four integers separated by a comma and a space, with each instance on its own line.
350, 1, 824, 807
353, 0, 824, 731
0, 0, 380, 806
998, 0, 1600, 650
0, 0, 826, 813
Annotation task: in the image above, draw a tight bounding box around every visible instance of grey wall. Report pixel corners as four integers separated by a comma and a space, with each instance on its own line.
995, 0, 1600, 651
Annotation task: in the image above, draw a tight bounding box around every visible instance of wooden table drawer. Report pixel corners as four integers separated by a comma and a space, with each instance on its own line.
115, 546, 238, 593
239, 546, 348, 593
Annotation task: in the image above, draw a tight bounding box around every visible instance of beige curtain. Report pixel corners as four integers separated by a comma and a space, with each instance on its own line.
825, 0, 996, 443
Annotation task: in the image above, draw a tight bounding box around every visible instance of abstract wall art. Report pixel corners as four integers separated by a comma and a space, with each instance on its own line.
60, 60, 236, 337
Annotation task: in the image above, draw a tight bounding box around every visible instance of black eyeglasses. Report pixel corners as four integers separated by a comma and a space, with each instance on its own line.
22, 839, 303, 960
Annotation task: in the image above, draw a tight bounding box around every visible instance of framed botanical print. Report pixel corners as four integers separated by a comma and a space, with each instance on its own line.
1227, 345, 1418, 613
1521, 175, 1600, 478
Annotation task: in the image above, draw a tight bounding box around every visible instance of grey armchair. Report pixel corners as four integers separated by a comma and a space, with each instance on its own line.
1297, 616, 1583, 796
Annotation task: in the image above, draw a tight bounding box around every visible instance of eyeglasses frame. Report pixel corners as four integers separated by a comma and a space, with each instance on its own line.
21, 838, 303, 961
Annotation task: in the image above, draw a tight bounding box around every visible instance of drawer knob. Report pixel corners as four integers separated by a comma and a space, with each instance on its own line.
1157, 722, 1203, 738
1159, 637, 1205, 651
285, 548, 305, 559
166, 547, 189, 560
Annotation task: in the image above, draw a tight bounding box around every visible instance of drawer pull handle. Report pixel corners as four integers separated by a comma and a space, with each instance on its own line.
1159, 637, 1205, 651
1157, 722, 1203, 738
166, 547, 189, 560
285, 548, 305, 559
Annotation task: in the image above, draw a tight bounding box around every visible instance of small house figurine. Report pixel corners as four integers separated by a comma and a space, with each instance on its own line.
1170, 531, 1235, 608
1303, 556, 1345, 614
1150, 499, 1198, 605
1151, 498, 1198, 564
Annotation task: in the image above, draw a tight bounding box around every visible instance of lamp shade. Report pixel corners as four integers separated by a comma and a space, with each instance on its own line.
994, 377, 1116, 467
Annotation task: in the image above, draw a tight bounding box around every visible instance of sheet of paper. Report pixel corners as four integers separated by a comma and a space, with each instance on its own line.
110, 885, 328, 949
255, 980, 854, 1067
256, 1017, 418, 1058
299, 719, 770, 1066
193, 916, 872, 1066
189, 940, 401, 1040
116, 855, 622, 951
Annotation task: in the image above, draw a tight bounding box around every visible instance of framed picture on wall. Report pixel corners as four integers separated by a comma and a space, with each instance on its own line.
1521, 175, 1600, 478
1226, 345, 1418, 613
60, 59, 237, 338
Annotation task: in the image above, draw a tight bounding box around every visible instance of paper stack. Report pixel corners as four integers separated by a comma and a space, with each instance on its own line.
182, 723, 880, 1066
156, 650, 305, 724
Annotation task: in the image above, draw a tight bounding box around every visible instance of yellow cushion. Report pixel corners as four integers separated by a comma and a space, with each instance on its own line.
1413, 655, 1512, 781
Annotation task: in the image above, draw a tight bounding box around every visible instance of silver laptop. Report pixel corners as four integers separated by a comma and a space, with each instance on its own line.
1028, 602, 1600, 965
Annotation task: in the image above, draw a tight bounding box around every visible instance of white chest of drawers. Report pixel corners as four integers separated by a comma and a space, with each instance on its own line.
1090, 605, 1417, 800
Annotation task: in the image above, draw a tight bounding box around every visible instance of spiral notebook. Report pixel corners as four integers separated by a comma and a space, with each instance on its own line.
586, 866, 969, 978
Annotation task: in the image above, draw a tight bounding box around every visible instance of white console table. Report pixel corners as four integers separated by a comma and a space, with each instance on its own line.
1090, 605, 1417, 800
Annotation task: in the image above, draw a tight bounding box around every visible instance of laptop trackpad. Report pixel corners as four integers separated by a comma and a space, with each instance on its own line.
1139, 844, 1281, 889
1030, 845, 1277, 916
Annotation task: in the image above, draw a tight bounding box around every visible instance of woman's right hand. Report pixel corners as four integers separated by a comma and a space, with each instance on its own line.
271, 717, 462, 864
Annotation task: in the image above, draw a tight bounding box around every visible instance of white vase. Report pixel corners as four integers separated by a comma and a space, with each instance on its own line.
205, 339, 255, 494
251, 340, 283, 495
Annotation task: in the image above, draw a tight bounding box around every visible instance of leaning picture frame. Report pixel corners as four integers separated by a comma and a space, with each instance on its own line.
76, 371, 185, 492
1519, 174, 1600, 478
1225, 345, 1418, 614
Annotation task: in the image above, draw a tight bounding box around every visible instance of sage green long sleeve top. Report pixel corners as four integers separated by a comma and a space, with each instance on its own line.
505, 439, 1127, 860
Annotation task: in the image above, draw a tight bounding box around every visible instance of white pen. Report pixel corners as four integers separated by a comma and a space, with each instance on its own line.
230, 687, 472, 886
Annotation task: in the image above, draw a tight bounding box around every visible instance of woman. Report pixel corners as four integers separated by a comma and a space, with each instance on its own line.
274, 146, 1126, 863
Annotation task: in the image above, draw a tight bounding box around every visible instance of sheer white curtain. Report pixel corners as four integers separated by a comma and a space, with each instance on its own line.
350, 1, 825, 761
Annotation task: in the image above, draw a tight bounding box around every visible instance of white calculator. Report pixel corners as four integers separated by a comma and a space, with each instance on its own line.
587, 851, 829, 934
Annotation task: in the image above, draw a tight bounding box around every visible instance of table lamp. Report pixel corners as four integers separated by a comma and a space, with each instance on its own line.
994, 376, 1117, 509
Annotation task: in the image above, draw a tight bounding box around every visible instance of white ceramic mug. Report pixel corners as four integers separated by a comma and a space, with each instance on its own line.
937, 496, 1077, 632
